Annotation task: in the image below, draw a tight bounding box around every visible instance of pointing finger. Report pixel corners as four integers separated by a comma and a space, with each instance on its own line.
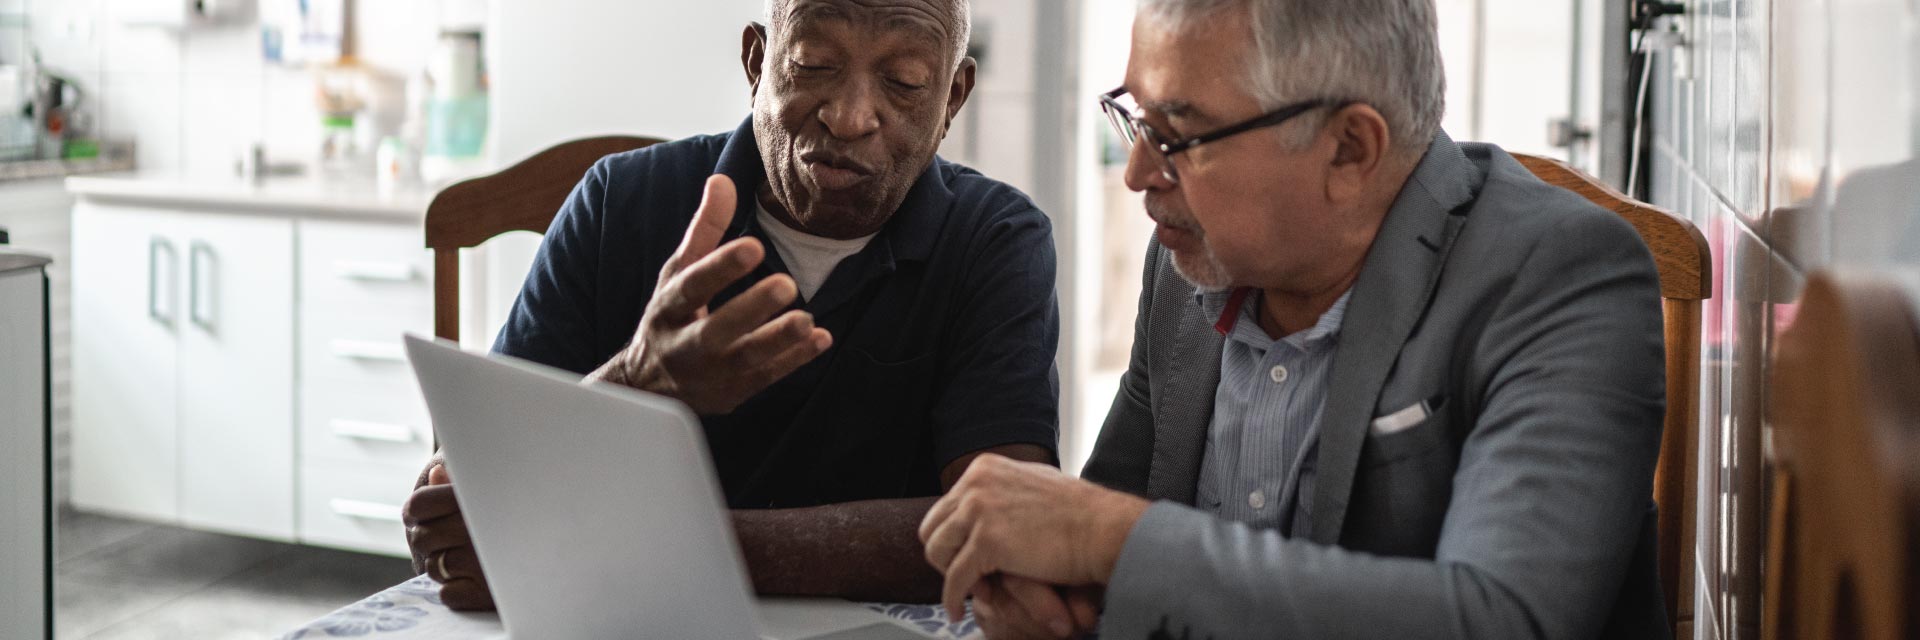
664, 174, 740, 276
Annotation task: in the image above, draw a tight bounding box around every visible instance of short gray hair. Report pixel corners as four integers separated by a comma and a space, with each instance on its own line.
765, 0, 972, 68
1139, 0, 1445, 151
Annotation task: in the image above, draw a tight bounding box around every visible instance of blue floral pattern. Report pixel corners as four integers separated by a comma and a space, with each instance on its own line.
278, 577, 441, 638
864, 602, 981, 638
281, 576, 983, 639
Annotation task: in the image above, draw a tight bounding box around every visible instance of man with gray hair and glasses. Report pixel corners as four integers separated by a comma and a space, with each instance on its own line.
917, 0, 1670, 637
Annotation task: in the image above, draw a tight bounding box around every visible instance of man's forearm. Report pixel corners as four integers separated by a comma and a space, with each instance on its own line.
732, 497, 943, 603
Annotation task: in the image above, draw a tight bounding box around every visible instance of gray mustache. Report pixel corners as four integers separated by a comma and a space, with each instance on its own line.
1145, 200, 1200, 233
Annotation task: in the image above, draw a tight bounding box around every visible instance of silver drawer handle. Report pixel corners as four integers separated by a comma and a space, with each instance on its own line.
330, 339, 406, 363
189, 240, 219, 334
329, 419, 417, 443
148, 237, 178, 328
333, 261, 417, 283
329, 499, 403, 523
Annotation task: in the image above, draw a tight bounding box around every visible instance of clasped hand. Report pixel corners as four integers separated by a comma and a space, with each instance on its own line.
917, 454, 1152, 638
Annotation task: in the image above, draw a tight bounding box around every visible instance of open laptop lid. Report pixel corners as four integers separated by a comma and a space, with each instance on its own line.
403, 334, 759, 639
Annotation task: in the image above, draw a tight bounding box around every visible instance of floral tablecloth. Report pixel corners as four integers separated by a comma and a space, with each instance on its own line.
277, 575, 982, 639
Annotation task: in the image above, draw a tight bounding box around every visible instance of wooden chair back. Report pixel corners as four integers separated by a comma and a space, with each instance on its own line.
425, 136, 665, 342
1512, 153, 1713, 637
1764, 269, 1920, 640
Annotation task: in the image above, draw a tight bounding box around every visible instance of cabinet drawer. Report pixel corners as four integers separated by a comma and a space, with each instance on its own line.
301, 311, 427, 384
301, 288, 433, 352
302, 373, 434, 467
299, 220, 433, 307
299, 459, 422, 558
299, 308, 435, 467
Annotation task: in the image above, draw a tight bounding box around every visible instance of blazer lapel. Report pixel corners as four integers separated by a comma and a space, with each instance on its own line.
1147, 280, 1224, 505
1306, 132, 1480, 544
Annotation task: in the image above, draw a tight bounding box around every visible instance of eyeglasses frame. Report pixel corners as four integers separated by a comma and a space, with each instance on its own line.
1100, 86, 1345, 182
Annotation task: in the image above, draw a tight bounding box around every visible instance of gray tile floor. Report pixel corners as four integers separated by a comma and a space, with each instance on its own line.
55, 508, 418, 640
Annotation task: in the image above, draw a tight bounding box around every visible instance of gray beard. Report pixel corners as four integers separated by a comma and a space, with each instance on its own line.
1169, 242, 1233, 291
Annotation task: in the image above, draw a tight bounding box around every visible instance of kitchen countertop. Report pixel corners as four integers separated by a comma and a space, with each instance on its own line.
0, 155, 138, 183
65, 172, 442, 221
0, 142, 138, 183
0, 249, 52, 274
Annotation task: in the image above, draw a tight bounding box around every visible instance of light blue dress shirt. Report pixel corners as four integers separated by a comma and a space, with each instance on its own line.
1192, 287, 1350, 535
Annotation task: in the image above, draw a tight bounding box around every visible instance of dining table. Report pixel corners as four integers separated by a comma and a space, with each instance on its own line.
275, 574, 986, 639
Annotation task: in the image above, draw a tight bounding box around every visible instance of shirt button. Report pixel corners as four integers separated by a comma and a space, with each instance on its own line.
1269, 365, 1290, 384
1248, 490, 1267, 510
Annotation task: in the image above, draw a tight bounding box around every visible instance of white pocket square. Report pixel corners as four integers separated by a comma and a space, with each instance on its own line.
1371, 397, 1440, 436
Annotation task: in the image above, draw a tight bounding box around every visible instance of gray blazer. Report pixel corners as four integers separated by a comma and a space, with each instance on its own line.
1081, 132, 1670, 639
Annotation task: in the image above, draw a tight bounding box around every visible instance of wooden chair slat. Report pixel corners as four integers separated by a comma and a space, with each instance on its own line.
426, 135, 665, 342
1513, 153, 1712, 301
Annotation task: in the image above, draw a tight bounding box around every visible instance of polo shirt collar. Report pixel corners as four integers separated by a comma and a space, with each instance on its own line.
714, 117, 773, 239
710, 116, 954, 264
883, 153, 955, 262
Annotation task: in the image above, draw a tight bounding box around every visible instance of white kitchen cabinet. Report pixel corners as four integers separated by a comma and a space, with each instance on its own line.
72, 202, 297, 539
297, 220, 433, 406
69, 175, 438, 557
298, 458, 419, 557
71, 204, 184, 523
296, 219, 435, 556
175, 214, 296, 539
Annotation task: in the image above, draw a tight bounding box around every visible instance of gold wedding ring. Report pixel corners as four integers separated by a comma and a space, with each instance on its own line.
434, 551, 452, 582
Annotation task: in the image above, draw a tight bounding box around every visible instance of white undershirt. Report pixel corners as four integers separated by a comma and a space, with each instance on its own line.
755, 204, 875, 300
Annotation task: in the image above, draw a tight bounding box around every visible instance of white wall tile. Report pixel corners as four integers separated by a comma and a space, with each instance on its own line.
180, 20, 260, 74
180, 70, 262, 176
947, 89, 1034, 194
1769, 0, 1828, 209
1705, 0, 1734, 202
99, 23, 180, 74
259, 65, 318, 167
1729, 0, 1766, 217
486, 0, 762, 164
24, 0, 104, 85
969, 0, 1036, 97
1830, 0, 1913, 173
1479, 0, 1574, 154
1641, 0, 1920, 631
98, 70, 181, 170
34, 0, 448, 175
352, 0, 437, 75
1434, 0, 1478, 138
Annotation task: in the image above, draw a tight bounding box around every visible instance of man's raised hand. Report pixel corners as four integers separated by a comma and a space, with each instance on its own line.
589, 174, 833, 414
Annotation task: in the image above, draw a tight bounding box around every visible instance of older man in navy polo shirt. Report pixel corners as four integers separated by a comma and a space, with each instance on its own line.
400, 0, 1059, 611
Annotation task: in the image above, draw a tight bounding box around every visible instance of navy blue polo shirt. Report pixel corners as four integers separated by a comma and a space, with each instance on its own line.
492, 117, 1060, 509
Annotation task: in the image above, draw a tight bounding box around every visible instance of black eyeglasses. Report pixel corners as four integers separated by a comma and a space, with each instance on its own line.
1099, 87, 1338, 183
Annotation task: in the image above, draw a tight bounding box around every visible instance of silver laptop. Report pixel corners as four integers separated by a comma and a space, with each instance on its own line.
404, 335, 929, 640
